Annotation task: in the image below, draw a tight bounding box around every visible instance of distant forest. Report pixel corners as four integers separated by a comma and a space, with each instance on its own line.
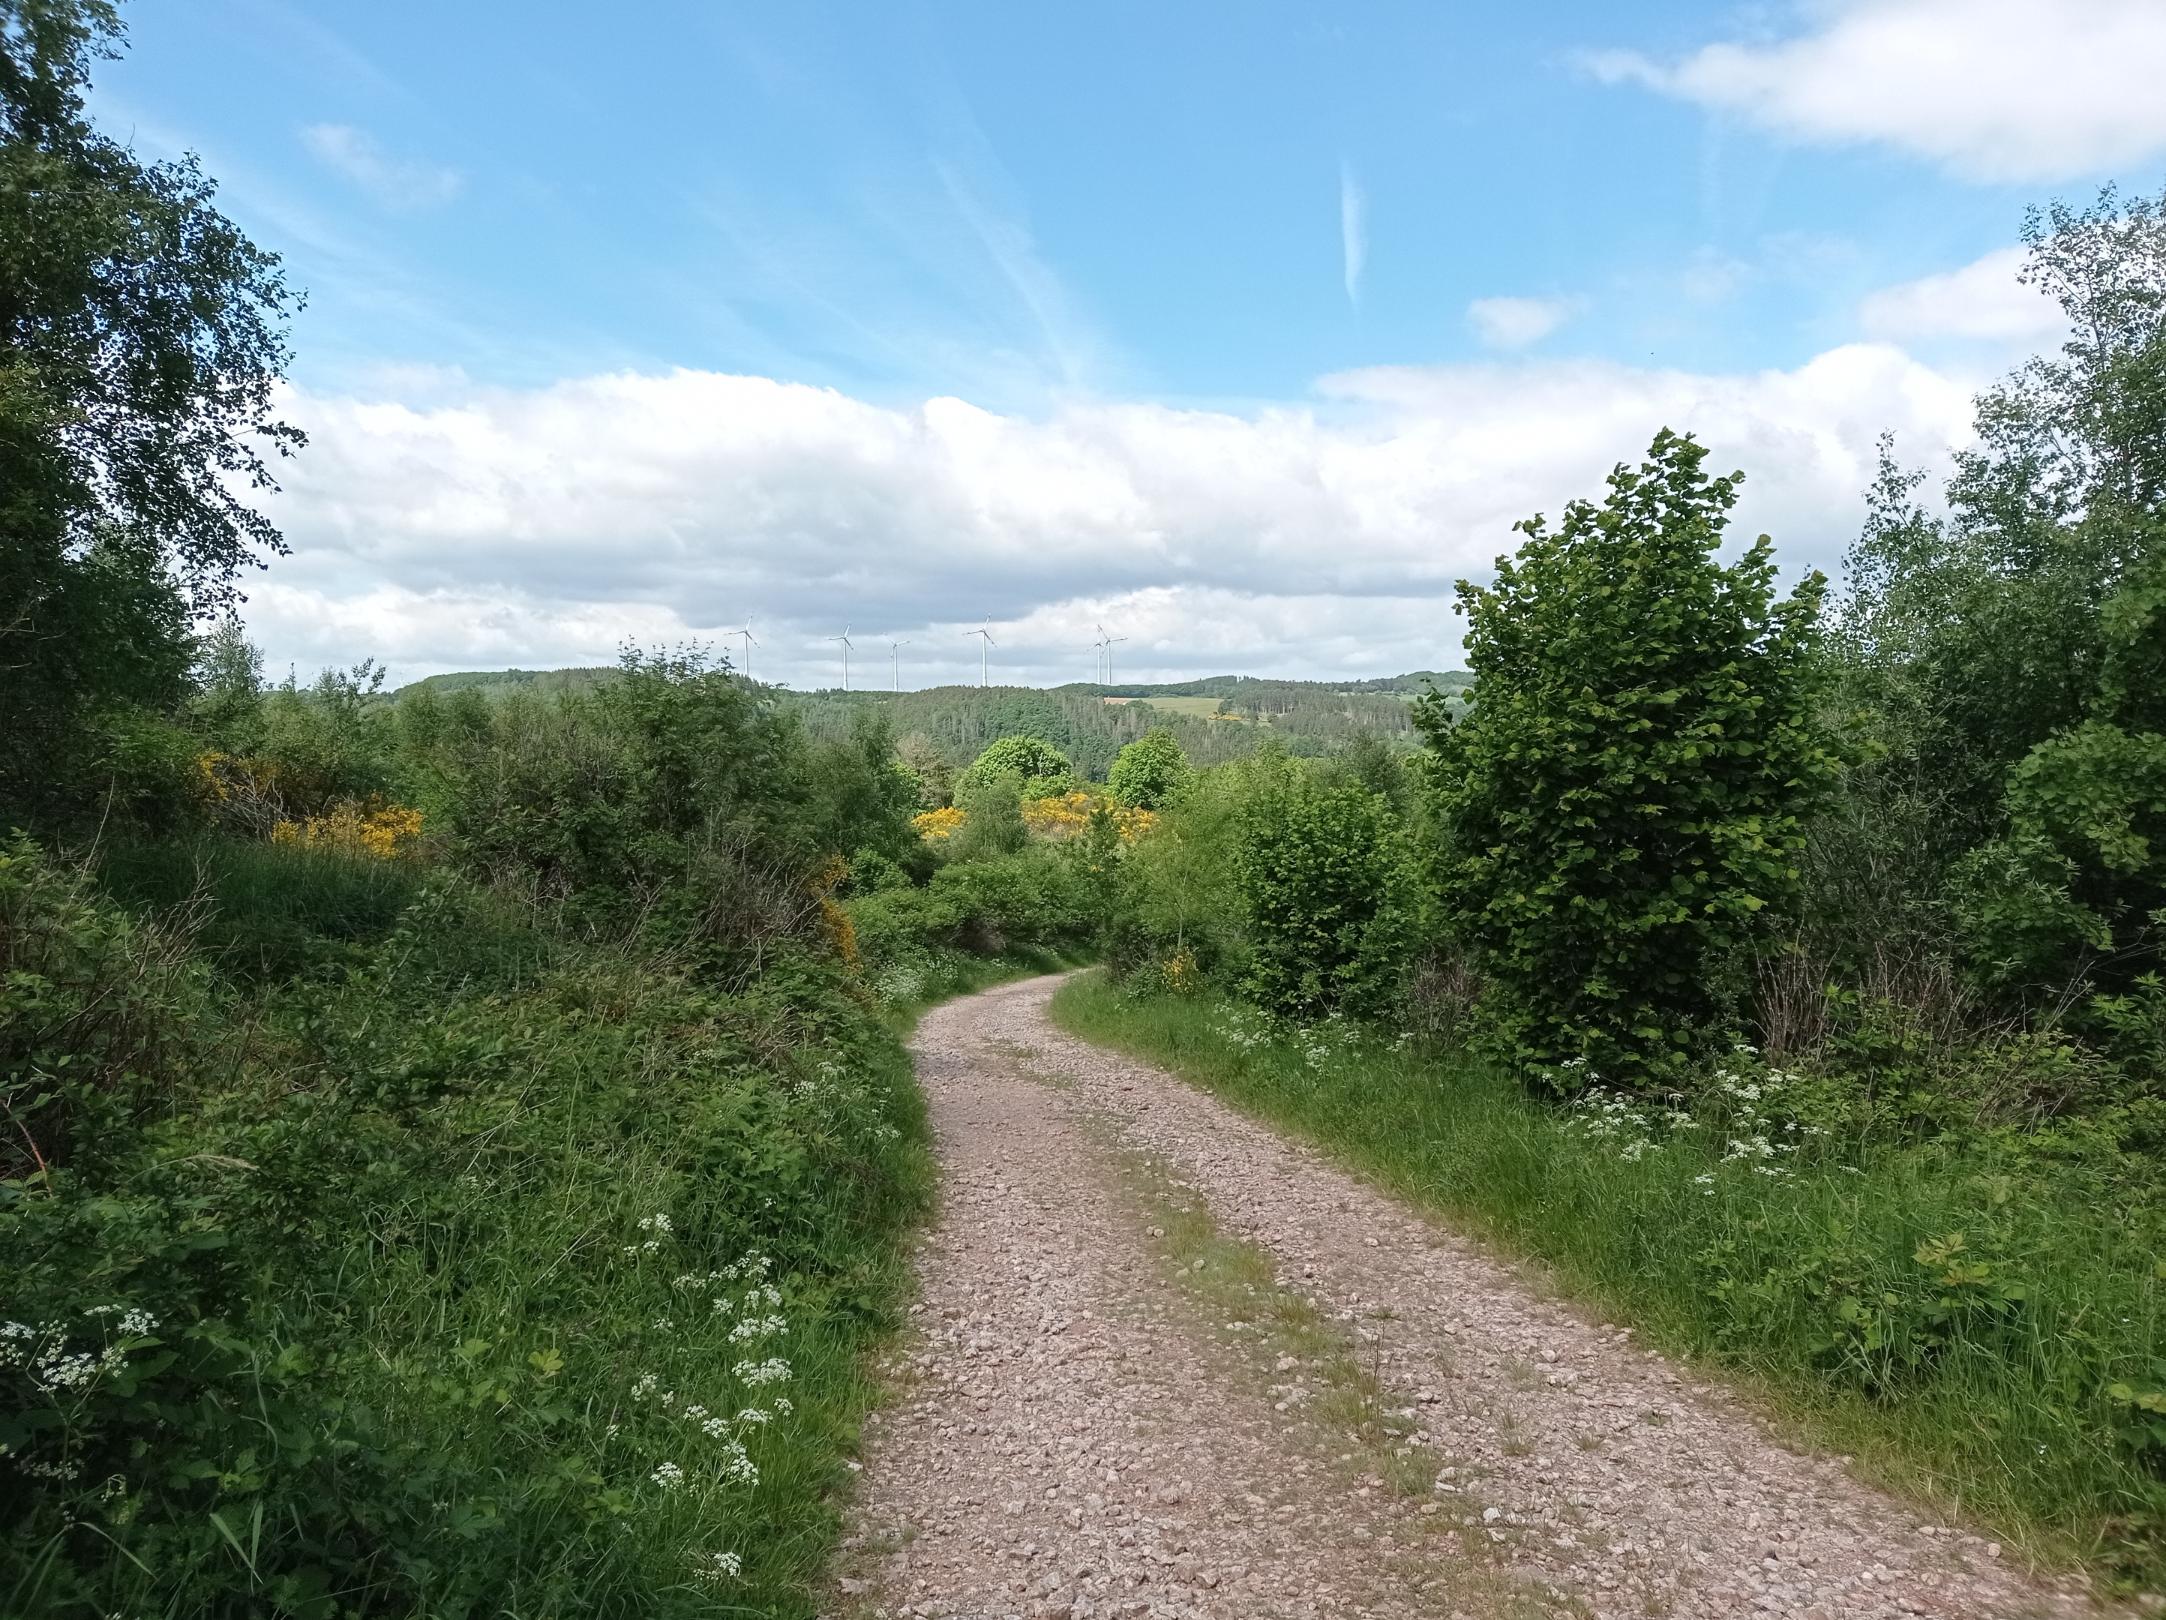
396, 668, 1474, 777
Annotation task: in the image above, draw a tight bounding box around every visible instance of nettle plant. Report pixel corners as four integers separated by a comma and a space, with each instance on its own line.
1421, 429, 1838, 1093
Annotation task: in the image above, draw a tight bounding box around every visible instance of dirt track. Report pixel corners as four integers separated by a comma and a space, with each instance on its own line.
832, 974, 2095, 1620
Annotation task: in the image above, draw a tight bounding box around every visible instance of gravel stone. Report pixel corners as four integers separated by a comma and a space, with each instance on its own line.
834, 975, 2110, 1620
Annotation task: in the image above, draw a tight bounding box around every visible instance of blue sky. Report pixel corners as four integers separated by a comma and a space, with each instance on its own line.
90, 0, 2166, 686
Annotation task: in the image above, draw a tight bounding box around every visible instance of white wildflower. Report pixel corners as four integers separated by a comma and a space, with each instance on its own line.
693, 1549, 744, 1584
717, 1438, 757, 1485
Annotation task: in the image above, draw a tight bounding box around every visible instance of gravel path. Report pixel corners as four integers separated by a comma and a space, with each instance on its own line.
833, 974, 2102, 1620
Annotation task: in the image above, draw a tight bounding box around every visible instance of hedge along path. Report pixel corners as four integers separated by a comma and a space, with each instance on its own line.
833, 975, 2101, 1620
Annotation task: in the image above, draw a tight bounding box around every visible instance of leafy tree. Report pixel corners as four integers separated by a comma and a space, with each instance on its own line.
1421, 429, 1834, 1091
1319, 731, 1413, 817
803, 709, 919, 871
1953, 558, 2166, 996
1826, 186, 2166, 1007
960, 734, 1073, 797
1235, 766, 1413, 1020
253, 660, 393, 809
1, 0, 301, 822
1108, 728, 1191, 809
896, 731, 954, 807
1836, 188, 2166, 847
189, 612, 265, 750
1107, 756, 1251, 980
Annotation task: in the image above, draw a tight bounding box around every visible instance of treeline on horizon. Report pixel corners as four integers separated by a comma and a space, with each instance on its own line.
392, 667, 1472, 780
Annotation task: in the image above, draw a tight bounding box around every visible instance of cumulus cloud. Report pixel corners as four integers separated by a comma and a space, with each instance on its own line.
1858, 246, 2066, 342
241, 343, 1982, 686
1583, 0, 2166, 183
301, 123, 464, 210
1466, 295, 1581, 350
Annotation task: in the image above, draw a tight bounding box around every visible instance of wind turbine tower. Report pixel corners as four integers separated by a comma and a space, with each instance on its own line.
729, 620, 759, 680
966, 619, 996, 688
832, 625, 855, 692
1100, 622, 1129, 688
890, 639, 910, 693
1089, 633, 1107, 684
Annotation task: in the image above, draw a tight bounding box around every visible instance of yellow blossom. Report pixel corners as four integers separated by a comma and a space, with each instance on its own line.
270, 800, 424, 860
913, 806, 966, 842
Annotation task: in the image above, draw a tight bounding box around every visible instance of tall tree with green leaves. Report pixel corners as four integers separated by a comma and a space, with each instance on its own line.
959, 734, 1074, 797
2, 0, 302, 820
1829, 186, 2166, 1001
1419, 429, 1834, 1091
1108, 727, 1191, 809
1836, 188, 2166, 839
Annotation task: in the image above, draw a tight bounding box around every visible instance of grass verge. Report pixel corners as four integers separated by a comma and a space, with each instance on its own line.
1051, 971, 2166, 1590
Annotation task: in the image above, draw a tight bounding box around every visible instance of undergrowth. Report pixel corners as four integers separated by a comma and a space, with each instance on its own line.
0, 832, 1069, 1619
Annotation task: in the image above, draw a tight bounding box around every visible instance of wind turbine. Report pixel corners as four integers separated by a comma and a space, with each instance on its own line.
1089, 633, 1107, 685
1099, 622, 1128, 687
729, 619, 759, 680
966, 618, 996, 688
890, 639, 910, 693
832, 625, 854, 692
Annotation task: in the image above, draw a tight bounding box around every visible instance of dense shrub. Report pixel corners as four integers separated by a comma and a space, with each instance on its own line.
1421, 429, 1836, 1092
1104, 766, 1245, 982
848, 848, 1095, 968
1234, 767, 1414, 1020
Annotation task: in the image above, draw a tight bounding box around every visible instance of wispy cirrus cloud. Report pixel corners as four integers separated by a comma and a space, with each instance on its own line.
1582, 0, 2166, 184
302, 123, 464, 211
1340, 161, 1367, 309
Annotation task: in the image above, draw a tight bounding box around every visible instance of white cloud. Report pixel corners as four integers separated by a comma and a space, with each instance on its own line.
1466, 295, 1580, 349
1858, 246, 2066, 342
1584, 0, 2166, 183
1340, 161, 1367, 309
243, 345, 1981, 686
301, 123, 464, 210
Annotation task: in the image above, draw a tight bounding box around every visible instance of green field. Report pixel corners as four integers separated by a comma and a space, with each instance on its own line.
1102, 694, 1237, 720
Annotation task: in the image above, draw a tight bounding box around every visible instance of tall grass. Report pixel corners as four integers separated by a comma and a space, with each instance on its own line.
97, 832, 424, 978
1052, 971, 2166, 1581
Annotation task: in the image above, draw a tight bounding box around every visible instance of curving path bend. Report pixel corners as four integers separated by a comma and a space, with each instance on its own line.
830, 974, 2100, 1620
